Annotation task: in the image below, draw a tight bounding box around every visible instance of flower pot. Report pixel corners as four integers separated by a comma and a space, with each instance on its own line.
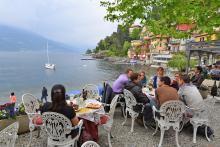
0, 115, 29, 134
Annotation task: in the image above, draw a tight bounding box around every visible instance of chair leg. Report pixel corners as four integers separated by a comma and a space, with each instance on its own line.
108, 133, 112, 147
143, 116, 148, 129
131, 117, 135, 133
205, 126, 211, 142
121, 104, 125, 118
110, 132, 114, 138
27, 130, 33, 147
175, 130, 180, 147
122, 110, 127, 126
37, 127, 41, 138
193, 124, 198, 143
158, 129, 165, 147
152, 122, 158, 136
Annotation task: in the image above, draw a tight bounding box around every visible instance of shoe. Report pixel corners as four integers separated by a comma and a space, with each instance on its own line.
144, 120, 156, 129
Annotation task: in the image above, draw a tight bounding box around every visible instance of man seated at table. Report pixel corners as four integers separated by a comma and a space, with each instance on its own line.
154, 76, 179, 108
124, 73, 150, 112
178, 74, 203, 111
191, 66, 205, 88
142, 76, 179, 128
178, 74, 214, 138
112, 68, 133, 94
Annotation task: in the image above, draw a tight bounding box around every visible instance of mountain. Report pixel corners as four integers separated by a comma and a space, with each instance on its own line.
0, 25, 77, 52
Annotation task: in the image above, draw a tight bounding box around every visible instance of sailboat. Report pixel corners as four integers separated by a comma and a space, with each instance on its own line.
45, 42, 55, 70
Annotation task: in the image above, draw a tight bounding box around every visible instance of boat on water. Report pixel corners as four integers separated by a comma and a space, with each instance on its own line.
80, 58, 96, 60
129, 59, 137, 64
45, 42, 55, 70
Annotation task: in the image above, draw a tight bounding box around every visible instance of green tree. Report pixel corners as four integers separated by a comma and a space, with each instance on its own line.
101, 0, 220, 38
130, 28, 141, 40
93, 25, 132, 56
168, 52, 196, 71
86, 49, 92, 54
122, 41, 131, 56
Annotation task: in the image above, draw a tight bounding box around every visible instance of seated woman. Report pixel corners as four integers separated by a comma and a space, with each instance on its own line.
41, 84, 79, 138
139, 71, 147, 87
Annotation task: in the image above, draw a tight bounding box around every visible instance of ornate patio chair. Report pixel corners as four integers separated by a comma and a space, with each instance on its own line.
0, 122, 19, 147
122, 89, 145, 132
81, 141, 100, 147
152, 100, 185, 147
117, 94, 126, 118
42, 112, 83, 147
189, 98, 216, 143
22, 93, 43, 146
83, 84, 101, 100
101, 95, 119, 147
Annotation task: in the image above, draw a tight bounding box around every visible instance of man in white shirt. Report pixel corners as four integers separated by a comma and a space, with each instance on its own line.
178, 74, 203, 108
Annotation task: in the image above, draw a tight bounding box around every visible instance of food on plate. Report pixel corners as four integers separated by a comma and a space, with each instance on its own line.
86, 103, 101, 109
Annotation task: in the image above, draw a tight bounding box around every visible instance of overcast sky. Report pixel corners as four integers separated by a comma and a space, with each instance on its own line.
0, 0, 117, 49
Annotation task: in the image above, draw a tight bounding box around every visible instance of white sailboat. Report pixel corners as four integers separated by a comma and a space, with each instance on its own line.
45, 42, 55, 70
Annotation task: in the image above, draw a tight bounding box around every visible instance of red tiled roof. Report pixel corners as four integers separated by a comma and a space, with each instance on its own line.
176, 24, 194, 31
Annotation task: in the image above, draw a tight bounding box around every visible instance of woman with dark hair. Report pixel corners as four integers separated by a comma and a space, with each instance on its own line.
41, 84, 79, 138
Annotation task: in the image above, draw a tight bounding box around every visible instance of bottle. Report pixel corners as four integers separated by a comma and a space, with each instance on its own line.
211, 80, 217, 98
82, 89, 87, 101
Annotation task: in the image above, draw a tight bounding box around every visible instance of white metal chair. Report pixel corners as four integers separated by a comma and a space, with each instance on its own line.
83, 84, 101, 100
0, 122, 19, 147
122, 89, 145, 132
152, 100, 185, 147
42, 112, 83, 147
101, 95, 119, 147
117, 94, 126, 118
81, 141, 100, 147
189, 98, 216, 143
22, 93, 43, 146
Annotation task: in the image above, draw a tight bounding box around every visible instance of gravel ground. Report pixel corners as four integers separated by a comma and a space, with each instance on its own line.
16, 100, 220, 147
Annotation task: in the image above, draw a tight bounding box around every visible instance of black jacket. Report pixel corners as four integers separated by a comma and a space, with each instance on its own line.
125, 81, 149, 108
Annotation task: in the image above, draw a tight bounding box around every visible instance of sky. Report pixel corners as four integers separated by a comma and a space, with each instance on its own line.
0, 0, 117, 49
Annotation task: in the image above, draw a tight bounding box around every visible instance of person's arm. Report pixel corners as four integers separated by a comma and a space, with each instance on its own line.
71, 116, 79, 126
155, 89, 159, 106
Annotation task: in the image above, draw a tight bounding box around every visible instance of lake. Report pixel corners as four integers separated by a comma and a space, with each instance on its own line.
0, 51, 156, 104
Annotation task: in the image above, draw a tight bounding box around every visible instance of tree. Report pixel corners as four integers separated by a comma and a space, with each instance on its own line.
101, 0, 220, 38
93, 25, 132, 56
168, 52, 196, 71
122, 41, 131, 56
86, 49, 92, 54
130, 28, 141, 40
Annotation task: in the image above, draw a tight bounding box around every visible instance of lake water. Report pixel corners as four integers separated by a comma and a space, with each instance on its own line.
0, 51, 156, 104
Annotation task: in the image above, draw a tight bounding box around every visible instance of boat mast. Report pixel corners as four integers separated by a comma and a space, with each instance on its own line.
46, 41, 50, 64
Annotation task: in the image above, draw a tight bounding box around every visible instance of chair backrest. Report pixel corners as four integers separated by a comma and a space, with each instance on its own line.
159, 100, 185, 122
83, 84, 100, 99
193, 98, 216, 121
22, 93, 40, 114
0, 122, 19, 147
108, 95, 119, 118
81, 141, 100, 147
42, 112, 83, 142
123, 89, 137, 108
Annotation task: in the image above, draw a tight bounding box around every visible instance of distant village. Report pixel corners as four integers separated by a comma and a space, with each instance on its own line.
128, 24, 220, 67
